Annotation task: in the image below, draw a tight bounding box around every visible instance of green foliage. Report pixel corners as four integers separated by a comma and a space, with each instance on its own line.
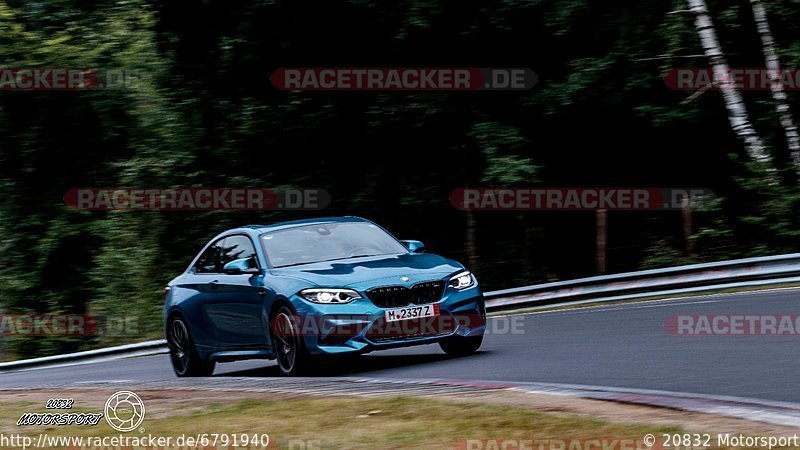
2, 0, 800, 358
641, 238, 692, 269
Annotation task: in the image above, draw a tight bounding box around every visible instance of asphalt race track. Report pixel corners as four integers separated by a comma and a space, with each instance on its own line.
2, 289, 799, 403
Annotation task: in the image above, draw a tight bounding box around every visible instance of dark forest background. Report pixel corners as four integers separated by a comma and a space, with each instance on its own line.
2, 0, 800, 358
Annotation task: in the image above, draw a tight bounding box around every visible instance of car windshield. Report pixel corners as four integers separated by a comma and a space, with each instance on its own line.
262, 222, 408, 268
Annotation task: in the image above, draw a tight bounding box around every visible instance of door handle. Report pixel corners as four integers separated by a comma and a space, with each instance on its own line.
210, 280, 219, 289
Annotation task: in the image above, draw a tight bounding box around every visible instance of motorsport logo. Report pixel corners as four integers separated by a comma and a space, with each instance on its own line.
16, 391, 145, 432
270, 68, 537, 91
17, 402, 103, 427
105, 391, 145, 432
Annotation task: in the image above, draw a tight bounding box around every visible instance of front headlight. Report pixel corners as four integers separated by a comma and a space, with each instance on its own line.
448, 271, 475, 290
299, 288, 362, 304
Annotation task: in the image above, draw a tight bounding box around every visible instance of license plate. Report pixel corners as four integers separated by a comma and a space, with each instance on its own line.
384, 304, 439, 322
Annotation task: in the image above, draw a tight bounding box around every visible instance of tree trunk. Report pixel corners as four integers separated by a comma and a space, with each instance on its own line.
681, 196, 695, 255
751, 0, 800, 176
465, 210, 478, 274
519, 213, 533, 282
596, 209, 607, 274
686, 0, 772, 167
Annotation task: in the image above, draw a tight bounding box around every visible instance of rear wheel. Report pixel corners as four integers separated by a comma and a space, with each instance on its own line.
270, 306, 314, 375
167, 316, 215, 377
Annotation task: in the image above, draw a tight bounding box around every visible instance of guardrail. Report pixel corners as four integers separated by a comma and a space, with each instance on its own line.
4, 252, 800, 372
484, 252, 800, 312
0, 339, 168, 372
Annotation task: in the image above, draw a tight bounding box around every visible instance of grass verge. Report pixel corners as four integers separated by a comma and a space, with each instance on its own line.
0, 394, 782, 449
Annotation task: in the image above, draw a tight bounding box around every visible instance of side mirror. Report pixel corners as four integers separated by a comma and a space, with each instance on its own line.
400, 240, 426, 253
223, 258, 260, 275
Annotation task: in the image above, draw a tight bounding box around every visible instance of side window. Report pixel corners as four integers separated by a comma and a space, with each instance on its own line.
194, 239, 223, 273
220, 235, 258, 270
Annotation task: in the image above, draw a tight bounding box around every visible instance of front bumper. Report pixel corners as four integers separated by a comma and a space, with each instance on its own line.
290, 286, 485, 356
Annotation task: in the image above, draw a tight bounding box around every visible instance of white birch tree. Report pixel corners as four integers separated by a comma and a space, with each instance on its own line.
686, 0, 772, 168
750, 0, 800, 176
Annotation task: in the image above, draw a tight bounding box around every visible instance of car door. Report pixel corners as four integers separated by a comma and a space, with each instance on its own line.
178, 237, 225, 350
205, 234, 268, 349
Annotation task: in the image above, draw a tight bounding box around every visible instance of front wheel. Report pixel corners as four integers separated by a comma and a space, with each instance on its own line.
439, 334, 483, 357
167, 315, 215, 377
270, 306, 314, 376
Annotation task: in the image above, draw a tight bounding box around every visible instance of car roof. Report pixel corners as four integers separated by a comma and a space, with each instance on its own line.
237, 216, 369, 234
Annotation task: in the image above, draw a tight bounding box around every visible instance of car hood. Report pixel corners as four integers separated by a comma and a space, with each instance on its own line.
269, 253, 464, 289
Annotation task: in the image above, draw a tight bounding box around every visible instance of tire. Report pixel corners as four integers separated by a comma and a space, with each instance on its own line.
270, 306, 314, 376
440, 300, 486, 356
167, 315, 216, 377
439, 334, 483, 357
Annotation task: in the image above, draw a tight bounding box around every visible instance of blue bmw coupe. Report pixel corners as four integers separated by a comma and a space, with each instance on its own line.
164, 217, 485, 376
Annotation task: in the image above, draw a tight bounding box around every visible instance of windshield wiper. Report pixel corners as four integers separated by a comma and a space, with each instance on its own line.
274, 253, 391, 268
273, 261, 316, 268
317, 254, 377, 263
